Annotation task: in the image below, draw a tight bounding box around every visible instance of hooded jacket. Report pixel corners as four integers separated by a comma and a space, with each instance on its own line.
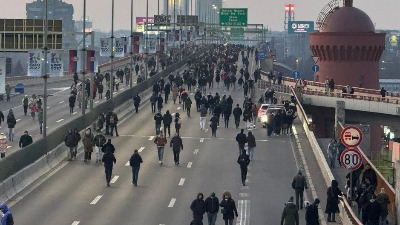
0, 203, 14, 225
281, 201, 299, 225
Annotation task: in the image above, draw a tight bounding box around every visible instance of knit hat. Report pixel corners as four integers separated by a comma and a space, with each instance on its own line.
288, 196, 294, 202
313, 198, 320, 205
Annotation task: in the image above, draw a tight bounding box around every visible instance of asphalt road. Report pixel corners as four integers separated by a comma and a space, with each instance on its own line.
7, 54, 323, 225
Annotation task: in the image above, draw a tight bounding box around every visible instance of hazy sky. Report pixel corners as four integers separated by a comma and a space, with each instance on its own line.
1, 0, 399, 32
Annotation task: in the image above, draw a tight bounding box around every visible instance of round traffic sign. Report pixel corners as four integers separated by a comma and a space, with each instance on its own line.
340, 148, 363, 170
312, 65, 320, 72
340, 126, 363, 147
292, 71, 300, 79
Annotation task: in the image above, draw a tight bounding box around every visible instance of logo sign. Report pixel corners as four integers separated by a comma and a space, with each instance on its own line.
135, 17, 154, 24
312, 65, 319, 72
340, 148, 363, 170
288, 21, 314, 34
27, 49, 43, 76
340, 126, 363, 147
292, 71, 300, 79
258, 52, 265, 60
100, 38, 111, 57
114, 38, 125, 58
219, 8, 248, 27
49, 50, 63, 76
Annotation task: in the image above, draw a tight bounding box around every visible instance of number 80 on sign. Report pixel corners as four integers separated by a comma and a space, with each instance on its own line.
340, 148, 363, 170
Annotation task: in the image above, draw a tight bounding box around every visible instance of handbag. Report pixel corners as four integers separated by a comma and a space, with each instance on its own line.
221, 208, 227, 214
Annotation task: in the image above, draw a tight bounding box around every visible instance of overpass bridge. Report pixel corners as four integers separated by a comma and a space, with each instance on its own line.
258, 73, 398, 225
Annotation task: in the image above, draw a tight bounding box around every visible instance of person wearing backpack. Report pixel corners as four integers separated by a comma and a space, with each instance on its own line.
237, 149, 250, 186
6, 109, 16, 141
109, 113, 119, 137
305, 198, 320, 225
22, 95, 29, 116
64, 129, 76, 161
163, 110, 172, 137
0, 203, 14, 225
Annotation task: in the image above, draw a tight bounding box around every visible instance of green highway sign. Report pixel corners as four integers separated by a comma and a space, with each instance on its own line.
230, 28, 244, 36
219, 8, 248, 27
288, 21, 315, 34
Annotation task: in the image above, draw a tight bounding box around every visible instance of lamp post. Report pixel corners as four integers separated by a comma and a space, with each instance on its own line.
110, 0, 115, 100
129, 0, 133, 87
81, 0, 87, 114
42, 0, 49, 137
145, 0, 149, 79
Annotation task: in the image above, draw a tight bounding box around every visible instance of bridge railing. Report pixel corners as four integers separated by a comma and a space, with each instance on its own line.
290, 86, 364, 225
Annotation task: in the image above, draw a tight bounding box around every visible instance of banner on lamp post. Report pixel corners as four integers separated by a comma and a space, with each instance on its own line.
28, 49, 43, 77
114, 38, 125, 58
100, 38, 111, 57
132, 32, 143, 54
0, 58, 5, 94
69, 49, 98, 74
49, 50, 63, 76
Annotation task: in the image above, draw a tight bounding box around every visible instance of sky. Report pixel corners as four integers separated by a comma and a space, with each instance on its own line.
0, 0, 399, 32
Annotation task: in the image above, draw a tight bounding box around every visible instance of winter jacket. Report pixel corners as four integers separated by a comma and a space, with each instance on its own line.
64, 132, 77, 148
237, 154, 250, 168
233, 107, 242, 118
200, 107, 208, 117
163, 113, 173, 125
129, 153, 143, 168
220, 198, 238, 220
82, 133, 95, 152
190, 199, 206, 220
102, 152, 116, 169
292, 172, 308, 190
154, 113, 163, 124
94, 134, 106, 147
365, 199, 382, 220
281, 202, 299, 225
205, 196, 220, 213
0, 203, 14, 225
7, 115, 16, 129
170, 136, 183, 152
376, 192, 390, 216
19, 134, 33, 148
305, 204, 319, 225
325, 180, 343, 214
236, 132, 247, 147
247, 133, 256, 147
154, 136, 167, 147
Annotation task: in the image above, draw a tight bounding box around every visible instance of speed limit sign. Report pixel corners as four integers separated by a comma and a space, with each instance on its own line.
340, 148, 363, 170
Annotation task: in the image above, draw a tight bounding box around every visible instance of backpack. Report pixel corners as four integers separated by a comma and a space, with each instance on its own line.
109, 115, 115, 124
23, 97, 28, 105
239, 155, 249, 166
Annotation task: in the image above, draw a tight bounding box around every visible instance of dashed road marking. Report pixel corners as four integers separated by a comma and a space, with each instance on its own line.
205, 129, 209, 132
138, 147, 145, 152
7, 146, 11, 149
148, 136, 155, 141
113, 92, 117, 94
239, 193, 250, 198
200, 138, 204, 143
47, 106, 51, 109
168, 198, 176, 207
177, 107, 181, 110
125, 161, 130, 166
71, 221, 80, 225
194, 149, 199, 154
56, 119, 64, 123
187, 162, 192, 168
73, 112, 77, 115
16, 119, 21, 122
90, 195, 103, 205
95, 101, 99, 104
121, 88, 125, 90
110, 175, 119, 184
178, 178, 185, 186
237, 200, 250, 225
59, 101, 64, 104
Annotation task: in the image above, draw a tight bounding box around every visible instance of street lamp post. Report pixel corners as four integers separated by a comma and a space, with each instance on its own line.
145, 0, 149, 79
129, 0, 133, 87
81, 0, 87, 114
110, 0, 115, 100
42, 0, 49, 137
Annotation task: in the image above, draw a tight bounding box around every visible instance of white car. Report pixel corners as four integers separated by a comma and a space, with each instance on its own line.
258, 104, 286, 127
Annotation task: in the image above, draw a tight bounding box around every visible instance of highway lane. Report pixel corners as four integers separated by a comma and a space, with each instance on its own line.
9, 57, 320, 225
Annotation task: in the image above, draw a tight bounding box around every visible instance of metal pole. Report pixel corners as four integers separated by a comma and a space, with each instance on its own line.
166, 0, 169, 68
129, 0, 133, 87
87, 2, 94, 110
81, 0, 87, 114
173, 0, 176, 54
145, 0, 149, 79
110, 0, 115, 99
42, 0, 49, 137
157, 0, 160, 71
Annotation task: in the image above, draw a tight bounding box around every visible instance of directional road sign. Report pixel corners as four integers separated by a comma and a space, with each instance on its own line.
258, 52, 265, 60
340, 126, 363, 147
312, 65, 320, 72
219, 8, 248, 27
340, 148, 363, 170
292, 71, 300, 79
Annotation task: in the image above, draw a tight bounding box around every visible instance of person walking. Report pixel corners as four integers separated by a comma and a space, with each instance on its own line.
200, 104, 207, 130
170, 133, 183, 165
154, 110, 164, 135
365, 194, 382, 225
223, 106, 231, 128
19, 131, 33, 148
150, 93, 157, 113
174, 113, 182, 136
305, 198, 320, 225
246, 131, 256, 161
82, 128, 95, 162
325, 180, 343, 222
94, 130, 106, 163
133, 94, 141, 113
291, 169, 308, 209
237, 149, 250, 186
235, 129, 247, 155
109, 112, 119, 137
129, 149, 143, 186
172, 84, 179, 104
0, 133, 8, 158
6, 109, 16, 141
281, 196, 299, 225
186, 96, 193, 117
327, 139, 338, 168
157, 93, 164, 112
22, 95, 29, 116
69, 94, 76, 115
205, 192, 219, 225
190, 193, 206, 225
376, 188, 390, 225
232, 104, 242, 129
38, 108, 44, 134
0, 203, 14, 225
102, 147, 116, 187
154, 132, 167, 165
210, 113, 218, 137
220, 191, 238, 225
163, 110, 172, 137
5, 84, 11, 102
29, 100, 37, 120
64, 129, 76, 161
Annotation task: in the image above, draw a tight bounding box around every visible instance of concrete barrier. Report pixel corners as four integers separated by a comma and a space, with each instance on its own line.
0, 177, 16, 202
46, 143, 67, 169
12, 156, 50, 194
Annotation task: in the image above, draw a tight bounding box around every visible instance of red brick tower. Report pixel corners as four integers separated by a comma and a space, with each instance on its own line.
310, 0, 386, 89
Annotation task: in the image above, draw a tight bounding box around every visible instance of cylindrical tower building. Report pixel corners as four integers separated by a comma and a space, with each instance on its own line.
310, 0, 386, 89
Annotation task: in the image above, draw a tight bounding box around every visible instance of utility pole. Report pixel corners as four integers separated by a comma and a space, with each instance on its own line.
110, 0, 115, 99
42, 0, 49, 137
129, 0, 133, 87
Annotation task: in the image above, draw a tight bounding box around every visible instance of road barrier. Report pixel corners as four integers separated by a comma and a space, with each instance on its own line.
0, 45, 213, 202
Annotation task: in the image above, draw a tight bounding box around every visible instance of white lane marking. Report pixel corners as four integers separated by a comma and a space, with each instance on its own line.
205, 129, 209, 132
95, 101, 99, 104
7, 146, 11, 149
16, 119, 21, 122
200, 138, 204, 143
194, 149, 199, 155
177, 107, 181, 110
160, 126, 163, 130
90, 195, 103, 205
121, 88, 125, 90
190, 93, 194, 95
47, 106, 51, 109
71, 221, 80, 225
110, 175, 119, 184
171, 113, 176, 116
73, 112, 77, 115
138, 147, 145, 152
178, 178, 185, 186
56, 119, 64, 123
168, 198, 176, 207
59, 101, 64, 104
239, 193, 250, 198
148, 136, 155, 141
125, 161, 130, 166
236, 200, 250, 225
187, 162, 192, 168
113, 92, 117, 94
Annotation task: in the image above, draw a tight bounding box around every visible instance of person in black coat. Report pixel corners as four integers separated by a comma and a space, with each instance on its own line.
365, 194, 382, 225
213, 103, 222, 126
157, 94, 164, 112
170, 133, 183, 165
164, 82, 171, 104
210, 114, 218, 137
129, 149, 143, 186
190, 193, 206, 225
220, 192, 238, 225
325, 180, 343, 222
133, 94, 141, 113
305, 198, 320, 225
102, 148, 116, 187
223, 106, 231, 128
163, 110, 173, 137
205, 192, 219, 225
237, 150, 250, 186
69, 94, 76, 115
232, 104, 242, 129
19, 131, 33, 148
235, 129, 247, 155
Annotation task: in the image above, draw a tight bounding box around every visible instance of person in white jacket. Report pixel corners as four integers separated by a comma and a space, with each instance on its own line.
0, 133, 8, 158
